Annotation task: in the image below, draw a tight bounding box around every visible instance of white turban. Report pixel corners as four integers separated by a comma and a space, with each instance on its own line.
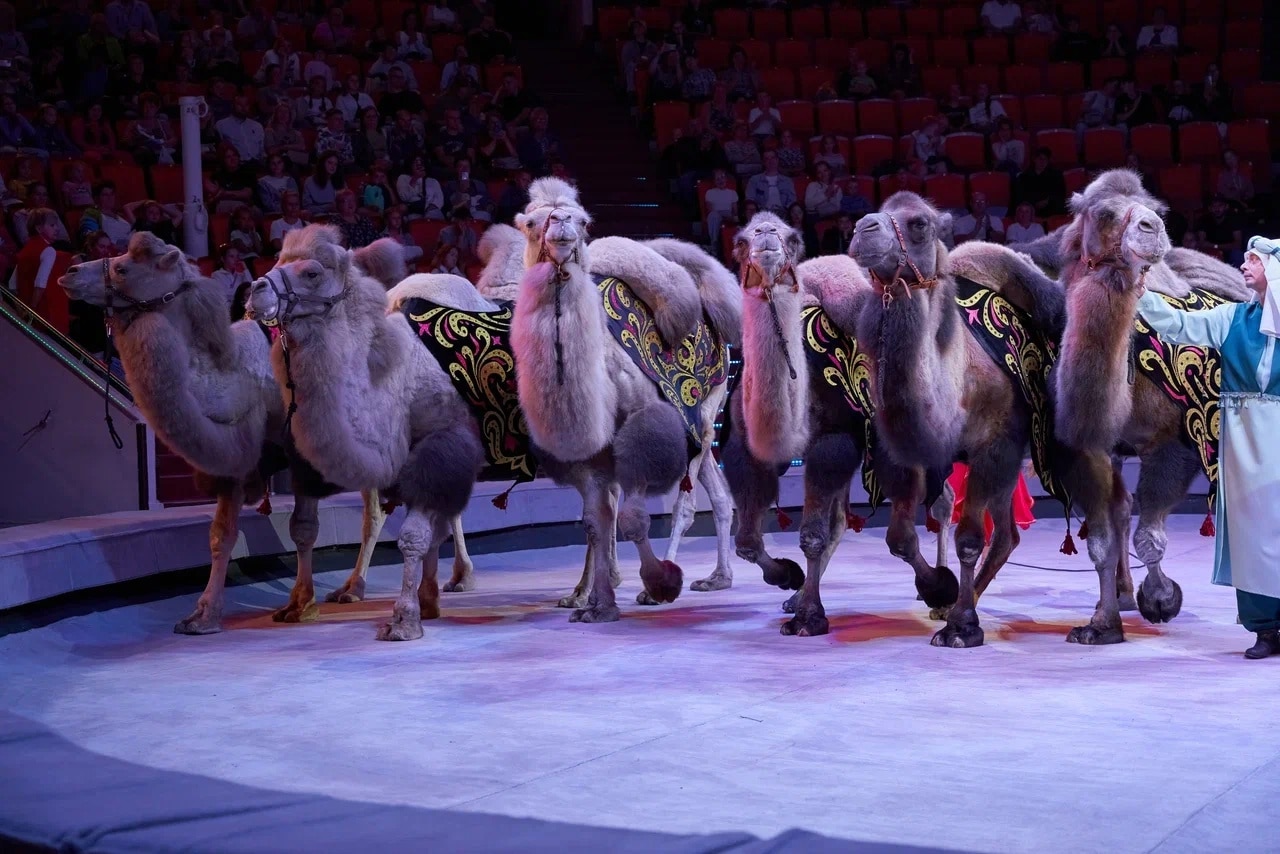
1246, 235, 1280, 339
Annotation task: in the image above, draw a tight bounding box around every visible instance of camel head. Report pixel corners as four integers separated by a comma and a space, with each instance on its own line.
1062, 171, 1169, 286
59, 231, 192, 310
250, 223, 393, 326
850, 192, 950, 295
514, 176, 591, 272
733, 212, 802, 297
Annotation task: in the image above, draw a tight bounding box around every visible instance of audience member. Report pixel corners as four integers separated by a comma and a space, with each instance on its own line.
954, 192, 1005, 244
211, 241, 252, 307
381, 206, 424, 264
838, 177, 873, 219
804, 162, 842, 221
991, 119, 1026, 176
216, 95, 266, 166
228, 205, 262, 259
980, 0, 1023, 34
702, 167, 738, 247
496, 170, 533, 224
431, 243, 465, 276
745, 151, 796, 215
128, 199, 182, 244
1006, 203, 1046, 242
397, 154, 445, 220
821, 212, 856, 255
442, 157, 495, 222
1136, 7, 1178, 52
302, 150, 343, 215
1013, 148, 1067, 217
81, 181, 134, 248
1196, 195, 1244, 263
205, 145, 256, 213
10, 208, 60, 313
269, 191, 306, 252
773, 129, 806, 178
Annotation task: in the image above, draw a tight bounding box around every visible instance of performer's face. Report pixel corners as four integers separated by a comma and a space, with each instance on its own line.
1241, 253, 1267, 298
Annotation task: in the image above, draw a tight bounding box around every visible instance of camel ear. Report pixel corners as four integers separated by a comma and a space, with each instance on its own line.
156, 248, 183, 270
1068, 191, 1086, 215
514, 212, 533, 236
936, 211, 953, 236
731, 230, 750, 267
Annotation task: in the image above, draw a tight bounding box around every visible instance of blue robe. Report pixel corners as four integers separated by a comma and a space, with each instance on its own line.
1137, 291, 1280, 599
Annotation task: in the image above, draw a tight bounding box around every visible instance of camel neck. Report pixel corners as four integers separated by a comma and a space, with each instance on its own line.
740, 281, 809, 464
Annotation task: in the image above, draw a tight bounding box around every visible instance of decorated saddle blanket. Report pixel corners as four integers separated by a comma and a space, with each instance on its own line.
1133, 288, 1228, 502
953, 276, 1070, 509
402, 297, 537, 483
594, 274, 728, 449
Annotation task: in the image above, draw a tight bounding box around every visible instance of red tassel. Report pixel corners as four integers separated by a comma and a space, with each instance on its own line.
846, 511, 866, 533
380, 500, 399, 515
491, 481, 517, 510
1077, 520, 1089, 539
680, 474, 693, 493
1200, 512, 1215, 537
257, 495, 272, 516
925, 513, 941, 534
775, 506, 792, 530
1060, 531, 1078, 556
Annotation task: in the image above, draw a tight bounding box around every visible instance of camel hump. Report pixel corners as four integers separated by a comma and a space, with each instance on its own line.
796, 254, 870, 338
642, 237, 742, 347
588, 236, 702, 344
1163, 246, 1252, 303
948, 241, 1067, 338
387, 273, 503, 314
476, 223, 526, 303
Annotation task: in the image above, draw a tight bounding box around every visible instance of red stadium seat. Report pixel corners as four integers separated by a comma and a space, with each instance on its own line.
858, 99, 899, 137
818, 100, 858, 136
865, 7, 903, 37
760, 67, 797, 99
790, 7, 827, 39
1180, 23, 1221, 56
827, 7, 865, 40
1083, 127, 1127, 168
1177, 53, 1213, 86
739, 38, 772, 68
431, 33, 464, 59
943, 132, 987, 172
920, 66, 959, 98
901, 36, 931, 66
994, 96, 1023, 128
923, 174, 966, 210
1044, 62, 1085, 95
899, 98, 938, 135
1063, 168, 1088, 195
149, 164, 186, 205
1128, 124, 1173, 166
878, 173, 923, 203
410, 219, 447, 251
1134, 55, 1174, 89
209, 212, 231, 249
904, 7, 941, 36
1238, 82, 1280, 122
853, 39, 890, 70
942, 6, 978, 35
932, 37, 969, 68
777, 100, 815, 135
1002, 65, 1043, 97
1178, 122, 1222, 163
1225, 20, 1262, 51
652, 101, 690, 148
773, 39, 812, 68
1100, 0, 1140, 30
1222, 49, 1262, 84
1226, 119, 1271, 165
1090, 57, 1128, 87
752, 8, 787, 39
797, 66, 833, 99
968, 171, 1011, 209
1013, 33, 1053, 65
1035, 129, 1079, 169
971, 36, 1010, 66
853, 135, 896, 175
962, 65, 1002, 94
1022, 95, 1065, 132
713, 8, 748, 39
1158, 164, 1205, 212
696, 38, 731, 70
99, 161, 147, 202
814, 38, 847, 68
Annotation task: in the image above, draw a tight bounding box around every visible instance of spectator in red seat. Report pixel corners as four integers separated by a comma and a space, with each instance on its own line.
702, 82, 735, 136
468, 15, 513, 66
332, 189, 380, 248
303, 46, 337, 93
1075, 77, 1119, 145
337, 75, 376, 130
787, 202, 819, 257
77, 14, 125, 71
1217, 151, 1256, 215
747, 91, 780, 145
129, 199, 182, 245
226, 205, 261, 261
496, 169, 533, 224
516, 108, 562, 178
313, 6, 354, 52
381, 205, 424, 264
257, 154, 299, 215
805, 161, 842, 221
882, 44, 920, 99
1114, 78, 1157, 132
443, 157, 495, 222
441, 45, 481, 93
773, 129, 806, 177
80, 181, 134, 249
212, 242, 252, 308
980, 0, 1023, 35
721, 47, 759, 103
378, 67, 426, 123
30, 104, 78, 158
955, 192, 1005, 244
967, 84, 1007, 136
431, 243, 465, 276
1006, 202, 1046, 243
1012, 147, 1067, 218
351, 107, 387, 170
662, 20, 696, 59
236, 6, 277, 51
13, 186, 70, 247
294, 76, 336, 130
397, 9, 432, 61
217, 95, 266, 167
384, 109, 425, 174
434, 106, 477, 173
724, 121, 762, 178
69, 101, 116, 161
439, 196, 480, 265
11, 208, 62, 314
1197, 195, 1245, 264
60, 161, 93, 210
369, 42, 417, 91
621, 21, 658, 97
702, 167, 738, 248
1165, 79, 1199, 127
0, 94, 41, 156
0, 1, 28, 60
682, 0, 712, 35
1136, 7, 1178, 53
316, 108, 356, 167
397, 154, 444, 220
302, 151, 343, 216
265, 102, 308, 170
206, 145, 257, 214
1198, 67, 1233, 132
110, 53, 153, 118
203, 26, 242, 81
458, 0, 492, 33
838, 177, 872, 219
821, 212, 857, 256
425, 0, 462, 33
104, 0, 159, 56
680, 54, 716, 105
991, 118, 1025, 177
359, 160, 398, 216
493, 72, 537, 129
911, 115, 945, 171
1024, 0, 1059, 35
256, 36, 301, 87
813, 134, 848, 179
127, 93, 176, 165
648, 47, 683, 104
1098, 23, 1131, 60
1053, 16, 1096, 63
745, 150, 796, 216
269, 190, 306, 252
255, 64, 288, 117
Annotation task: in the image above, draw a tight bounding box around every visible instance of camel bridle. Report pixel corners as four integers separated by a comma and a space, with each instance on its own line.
1082, 204, 1152, 286
533, 208, 584, 387
253, 263, 351, 329
739, 234, 800, 381
866, 213, 939, 308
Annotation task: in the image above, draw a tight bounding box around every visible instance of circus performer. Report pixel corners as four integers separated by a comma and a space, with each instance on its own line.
1135, 235, 1280, 660
944, 463, 1036, 544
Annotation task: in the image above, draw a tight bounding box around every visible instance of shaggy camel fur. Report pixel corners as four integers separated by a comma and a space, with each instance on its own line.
724, 212, 957, 636
1051, 169, 1248, 643
851, 192, 1065, 648
57, 232, 386, 633
511, 177, 702, 621
252, 226, 484, 641
476, 215, 743, 596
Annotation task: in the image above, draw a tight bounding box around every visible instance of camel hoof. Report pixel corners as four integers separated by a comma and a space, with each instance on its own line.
928, 606, 950, 621
781, 591, 799, 613
376, 616, 424, 641
557, 592, 589, 609
325, 576, 365, 603
690, 571, 732, 592
173, 607, 222, 635
636, 590, 659, 606
1117, 592, 1138, 612
931, 612, 984, 648
569, 604, 620, 623
640, 559, 683, 605
442, 573, 475, 593
271, 600, 319, 623
734, 544, 759, 563
1137, 578, 1183, 624
1066, 623, 1125, 645
916, 567, 960, 610
781, 606, 828, 637
762, 558, 804, 591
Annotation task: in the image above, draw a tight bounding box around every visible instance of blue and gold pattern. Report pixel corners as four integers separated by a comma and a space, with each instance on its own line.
402, 298, 536, 482
595, 274, 728, 448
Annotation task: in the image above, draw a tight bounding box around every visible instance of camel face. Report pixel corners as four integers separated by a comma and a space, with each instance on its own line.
59, 236, 185, 308
250, 259, 342, 325
1084, 199, 1170, 273
734, 213, 800, 289
851, 194, 945, 285
526, 208, 587, 267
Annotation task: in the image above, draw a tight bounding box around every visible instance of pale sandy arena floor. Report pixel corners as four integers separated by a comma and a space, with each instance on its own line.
1, 515, 1276, 854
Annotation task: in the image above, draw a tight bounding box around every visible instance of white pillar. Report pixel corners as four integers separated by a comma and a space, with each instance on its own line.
178, 96, 210, 260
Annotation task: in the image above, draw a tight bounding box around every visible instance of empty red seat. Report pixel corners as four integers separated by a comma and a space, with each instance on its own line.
899, 98, 938, 134
1083, 127, 1127, 168
1135, 55, 1174, 89
1045, 62, 1085, 95
797, 66, 833, 99
1225, 20, 1262, 51
1177, 53, 1213, 85
904, 7, 940, 35
818, 100, 858, 136
827, 7, 865, 39
920, 66, 959, 98
596, 6, 631, 40
739, 38, 772, 68
853, 38, 889, 69
878, 173, 924, 202
1002, 65, 1043, 97
1063, 167, 1088, 195
1222, 49, 1262, 84
1226, 119, 1271, 164
790, 7, 827, 39
923, 174, 966, 210
713, 8, 748, 39
932, 37, 969, 68
944, 132, 987, 172
858, 99, 899, 137
1178, 122, 1222, 163
1035, 129, 1079, 169
1238, 82, 1280, 122
149, 164, 185, 204
652, 101, 690, 148
1013, 33, 1053, 64
1090, 57, 1128, 87
1022, 95, 1065, 131
410, 218, 447, 250
942, 6, 978, 34
900, 36, 931, 66
760, 67, 797, 99
1129, 124, 1173, 166
971, 36, 1010, 66
853, 135, 896, 175
752, 8, 787, 39
1158, 164, 1205, 212
962, 65, 1002, 94
865, 7, 903, 36
773, 39, 812, 68
777, 100, 815, 135
696, 37, 731, 70
968, 171, 1011, 209
1181, 22, 1221, 55
814, 38, 846, 68
99, 161, 147, 202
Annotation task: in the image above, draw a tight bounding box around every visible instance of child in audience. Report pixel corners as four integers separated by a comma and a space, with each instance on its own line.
269, 190, 307, 253
211, 242, 252, 307
381, 205, 424, 264
228, 205, 263, 260
60, 161, 94, 209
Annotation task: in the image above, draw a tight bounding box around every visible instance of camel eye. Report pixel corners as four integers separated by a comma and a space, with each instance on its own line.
307, 270, 318, 279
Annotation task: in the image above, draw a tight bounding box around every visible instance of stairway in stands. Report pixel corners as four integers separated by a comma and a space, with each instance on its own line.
516, 40, 691, 241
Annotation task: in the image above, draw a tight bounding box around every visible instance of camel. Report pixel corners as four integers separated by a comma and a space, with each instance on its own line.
251, 226, 489, 641
510, 177, 732, 622
56, 231, 388, 634
722, 212, 958, 635
850, 191, 1067, 648
477, 220, 743, 598
1051, 170, 1250, 643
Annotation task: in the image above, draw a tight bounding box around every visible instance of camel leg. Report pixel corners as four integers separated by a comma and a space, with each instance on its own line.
376, 506, 445, 641
1110, 459, 1137, 612
723, 442, 804, 595
690, 450, 735, 591
627, 491, 684, 607
781, 479, 850, 638
973, 490, 1021, 603
881, 464, 959, 616
932, 480, 955, 574
558, 484, 621, 608
417, 531, 444, 621
665, 455, 700, 564
569, 475, 622, 623
1134, 441, 1199, 623
175, 483, 244, 635
327, 488, 386, 603
1066, 451, 1126, 645
272, 492, 321, 623
443, 514, 476, 592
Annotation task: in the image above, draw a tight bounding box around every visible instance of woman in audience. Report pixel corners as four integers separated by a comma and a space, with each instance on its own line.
70, 100, 117, 161
813, 134, 849, 178
397, 9, 432, 61
724, 122, 762, 178
381, 205, 423, 264
720, 47, 759, 103
332, 189, 380, 248
302, 150, 343, 215
804, 161, 843, 221
773, 129, 806, 178
257, 153, 299, 215
431, 243, 464, 276
1217, 150, 1256, 215
395, 154, 444, 220
265, 102, 309, 170
204, 145, 256, 214
991, 118, 1026, 176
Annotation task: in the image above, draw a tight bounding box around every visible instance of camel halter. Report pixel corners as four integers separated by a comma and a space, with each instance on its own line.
867, 214, 939, 308
1082, 205, 1152, 286
740, 253, 799, 381
533, 209, 582, 386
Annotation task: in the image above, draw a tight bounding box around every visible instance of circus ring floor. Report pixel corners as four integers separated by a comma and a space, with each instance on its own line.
1, 514, 1276, 854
